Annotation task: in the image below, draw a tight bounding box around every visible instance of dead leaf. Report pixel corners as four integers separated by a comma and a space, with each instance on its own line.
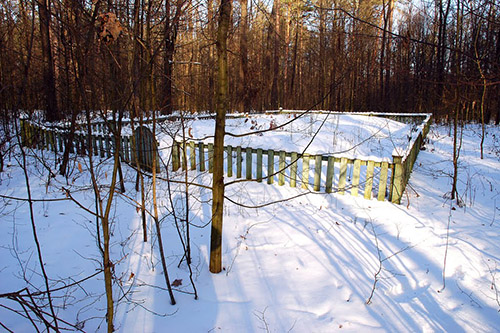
78, 162, 83, 173
98, 13, 123, 44
128, 272, 135, 281
171, 279, 182, 287
136, 206, 141, 213
188, 127, 193, 138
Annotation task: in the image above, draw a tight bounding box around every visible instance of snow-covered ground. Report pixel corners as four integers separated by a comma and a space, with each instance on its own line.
182, 113, 419, 161
1, 116, 499, 332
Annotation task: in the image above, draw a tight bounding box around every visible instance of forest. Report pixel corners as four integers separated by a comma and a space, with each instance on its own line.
0, 0, 499, 122
1, 0, 500, 332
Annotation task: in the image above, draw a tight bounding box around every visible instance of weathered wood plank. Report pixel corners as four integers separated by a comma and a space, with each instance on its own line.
236, 146, 242, 178
190, 141, 196, 170
302, 153, 310, 189
351, 159, 361, 196
290, 152, 298, 188
338, 157, 348, 195
256, 148, 263, 182
227, 145, 232, 177
314, 155, 322, 191
181, 141, 187, 170
199, 141, 205, 171
172, 141, 180, 171
279, 150, 286, 186
364, 160, 375, 199
267, 149, 274, 184
377, 162, 389, 201
325, 156, 334, 193
208, 143, 214, 173
391, 156, 404, 204
246, 147, 252, 180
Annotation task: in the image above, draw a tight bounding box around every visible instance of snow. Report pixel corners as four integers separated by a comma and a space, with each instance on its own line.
1, 116, 500, 332
181, 113, 420, 162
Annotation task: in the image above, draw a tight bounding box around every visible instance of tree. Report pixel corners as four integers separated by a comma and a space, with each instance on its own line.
37, 0, 59, 121
210, 0, 232, 274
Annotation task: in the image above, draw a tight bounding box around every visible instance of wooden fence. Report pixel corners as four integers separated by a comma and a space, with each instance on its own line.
19, 119, 159, 172
171, 114, 432, 204
20, 112, 431, 204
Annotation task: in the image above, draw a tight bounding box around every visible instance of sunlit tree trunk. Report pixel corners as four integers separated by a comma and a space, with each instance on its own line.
210, 0, 231, 274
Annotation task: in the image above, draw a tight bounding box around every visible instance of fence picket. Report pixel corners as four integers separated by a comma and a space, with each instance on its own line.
199, 142, 205, 171
257, 148, 263, 182
268, 150, 274, 184
302, 153, 310, 189
208, 143, 214, 173
314, 155, 322, 191
364, 161, 375, 199
352, 159, 361, 196
279, 151, 286, 186
236, 146, 242, 178
227, 145, 232, 177
190, 141, 196, 170
290, 152, 297, 187
338, 157, 347, 195
325, 156, 334, 193
378, 162, 389, 201
246, 147, 252, 180
172, 142, 180, 171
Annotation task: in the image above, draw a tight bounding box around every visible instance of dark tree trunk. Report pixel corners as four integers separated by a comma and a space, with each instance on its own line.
38, 0, 59, 121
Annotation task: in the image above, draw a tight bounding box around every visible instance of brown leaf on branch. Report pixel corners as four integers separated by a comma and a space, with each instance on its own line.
98, 13, 123, 44
171, 279, 182, 287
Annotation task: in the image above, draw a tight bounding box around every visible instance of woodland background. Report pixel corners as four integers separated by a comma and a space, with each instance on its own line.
0, 0, 499, 122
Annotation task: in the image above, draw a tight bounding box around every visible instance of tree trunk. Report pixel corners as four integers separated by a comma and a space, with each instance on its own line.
238, 0, 250, 112
38, 0, 59, 121
210, 0, 231, 274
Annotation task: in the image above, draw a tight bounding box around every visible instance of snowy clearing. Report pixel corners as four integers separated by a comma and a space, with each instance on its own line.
1, 117, 499, 332
181, 113, 419, 161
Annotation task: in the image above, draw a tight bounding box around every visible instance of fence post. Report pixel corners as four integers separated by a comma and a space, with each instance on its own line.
378, 162, 389, 201
182, 141, 187, 171
190, 141, 196, 170
279, 151, 286, 185
338, 157, 347, 195
302, 153, 309, 189
208, 143, 214, 173
364, 160, 375, 199
351, 159, 361, 196
325, 156, 334, 193
391, 155, 404, 204
256, 148, 263, 182
313, 155, 322, 191
199, 142, 205, 171
290, 152, 298, 187
236, 146, 242, 178
172, 141, 180, 171
246, 147, 252, 180
267, 149, 274, 184
105, 135, 111, 157
227, 145, 232, 176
